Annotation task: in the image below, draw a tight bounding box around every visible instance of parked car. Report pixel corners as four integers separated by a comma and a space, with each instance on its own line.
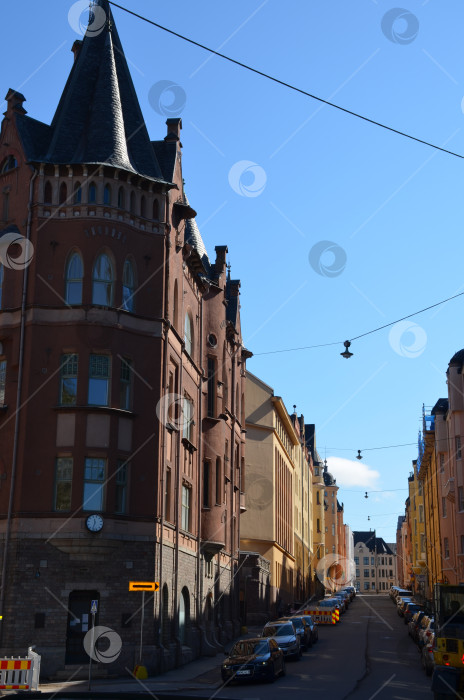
390, 586, 400, 599
336, 590, 351, 607
300, 615, 319, 644
262, 621, 301, 660
421, 639, 435, 676
418, 616, 435, 648
343, 586, 356, 600
393, 588, 412, 602
278, 616, 312, 649
318, 598, 342, 615
221, 638, 286, 683
403, 602, 423, 625
397, 597, 413, 616
408, 610, 427, 643
332, 594, 348, 613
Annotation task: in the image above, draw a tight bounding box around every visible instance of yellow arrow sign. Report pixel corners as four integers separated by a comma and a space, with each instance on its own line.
129, 581, 159, 592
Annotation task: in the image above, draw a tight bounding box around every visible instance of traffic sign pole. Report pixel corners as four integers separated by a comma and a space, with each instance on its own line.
88, 599, 98, 691
139, 590, 145, 664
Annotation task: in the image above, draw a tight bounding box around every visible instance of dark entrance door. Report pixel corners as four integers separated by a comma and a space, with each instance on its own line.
65, 590, 99, 664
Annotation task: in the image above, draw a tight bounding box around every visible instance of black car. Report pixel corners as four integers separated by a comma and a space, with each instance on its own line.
300, 614, 319, 644
277, 616, 312, 649
221, 638, 285, 683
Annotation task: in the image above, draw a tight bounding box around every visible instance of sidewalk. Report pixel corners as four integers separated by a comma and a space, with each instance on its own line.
13, 626, 263, 698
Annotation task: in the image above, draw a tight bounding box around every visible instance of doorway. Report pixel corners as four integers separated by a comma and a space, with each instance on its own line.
65, 590, 99, 664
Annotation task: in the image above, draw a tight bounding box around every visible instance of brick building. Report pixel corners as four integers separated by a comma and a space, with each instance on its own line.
0, 0, 249, 676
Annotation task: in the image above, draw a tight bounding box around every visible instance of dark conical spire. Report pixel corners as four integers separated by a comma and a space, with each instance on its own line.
44, 0, 163, 179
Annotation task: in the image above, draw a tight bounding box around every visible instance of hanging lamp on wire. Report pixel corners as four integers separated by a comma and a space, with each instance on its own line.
341, 340, 353, 359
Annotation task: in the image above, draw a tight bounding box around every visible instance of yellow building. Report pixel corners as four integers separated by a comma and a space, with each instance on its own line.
408, 461, 427, 597
241, 372, 300, 612
290, 414, 313, 605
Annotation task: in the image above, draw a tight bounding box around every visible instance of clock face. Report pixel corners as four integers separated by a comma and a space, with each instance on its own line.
86, 514, 104, 532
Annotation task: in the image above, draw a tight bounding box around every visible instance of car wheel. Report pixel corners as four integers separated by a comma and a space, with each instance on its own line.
281, 660, 286, 677
267, 666, 276, 683
425, 664, 433, 677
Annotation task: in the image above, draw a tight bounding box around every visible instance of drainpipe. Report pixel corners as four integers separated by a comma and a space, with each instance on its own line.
196, 294, 204, 643
157, 200, 171, 660
0, 167, 37, 641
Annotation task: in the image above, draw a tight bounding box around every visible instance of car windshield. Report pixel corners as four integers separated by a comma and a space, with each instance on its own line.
230, 640, 269, 657
263, 624, 294, 637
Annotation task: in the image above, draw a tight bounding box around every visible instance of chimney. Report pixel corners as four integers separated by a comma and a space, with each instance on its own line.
214, 245, 228, 275
165, 118, 182, 142
71, 40, 83, 63
4, 89, 26, 115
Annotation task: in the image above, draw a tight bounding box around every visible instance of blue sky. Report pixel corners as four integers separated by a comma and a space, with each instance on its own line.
3, 1, 464, 542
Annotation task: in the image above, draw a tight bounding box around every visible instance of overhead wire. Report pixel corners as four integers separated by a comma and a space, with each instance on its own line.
254, 290, 464, 355
108, 1, 464, 160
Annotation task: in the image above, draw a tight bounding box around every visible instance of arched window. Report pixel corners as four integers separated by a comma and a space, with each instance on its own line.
122, 258, 136, 312
0, 156, 17, 173
140, 195, 146, 218
104, 184, 111, 205
59, 182, 67, 205
130, 191, 136, 215
152, 199, 159, 220
74, 182, 82, 204
44, 181, 53, 204
0, 264, 3, 309
184, 312, 193, 356
65, 251, 83, 305
92, 252, 114, 306
173, 279, 178, 329
88, 182, 97, 204
117, 187, 125, 209
179, 587, 190, 644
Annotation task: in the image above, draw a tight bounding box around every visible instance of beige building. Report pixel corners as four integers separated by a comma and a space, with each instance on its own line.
241, 372, 300, 611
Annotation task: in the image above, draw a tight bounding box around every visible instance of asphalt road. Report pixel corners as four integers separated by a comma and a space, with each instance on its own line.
199, 594, 434, 700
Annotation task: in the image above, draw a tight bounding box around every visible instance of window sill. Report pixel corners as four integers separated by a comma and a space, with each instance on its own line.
182, 437, 197, 452
54, 404, 137, 417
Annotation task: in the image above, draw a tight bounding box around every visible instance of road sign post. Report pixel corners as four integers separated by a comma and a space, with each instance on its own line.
88, 599, 98, 691
129, 582, 158, 677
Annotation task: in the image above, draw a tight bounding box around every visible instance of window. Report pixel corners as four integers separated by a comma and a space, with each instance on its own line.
117, 186, 125, 209
183, 396, 193, 442
104, 184, 111, 205
419, 504, 424, 522
389, 569, 393, 577
316, 518, 321, 533
130, 191, 136, 215
153, 199, 159, 220
115, 460, 128, 514
457, 436, 462, 460
356, 569, 360, 577
83, 457, 106, 511
165, 468, 172, 521
440, 453, 445, 472
54, 457, 73, 511
371, 569, 375, 578
0, 263, 3, 309
120, 358, 132, 410
207, 357, 216, 417
331, 503, 335, 513
59, 182, 67, 205
140, 195, 146, 218
331, 524, 335, 536
332, 545, 336, 553
420, 534, 425, 554
461, 535, 464, 555
363, 557, 369, 565
314, 467, 319, 476
74, 182, 82, 204
215, 458, 222, 505
65, 252, 83, 305
364, 569, 369, 578
92, 253, 114, 306
459, 486, 464, 512
414, 519, 417, 535
60, 353, 78, 405
181, 484, 191, 531
44, 181, 52, 204
122, 258, 135, 312
354, 556, 359, 565
88, 182, 97, 203
444, 537, 450, 559
364, 582, 369, 591
203, 461, 210, 508
442, 497, 447, 518
88, 355, 110, 406
184, 313, 193, 356
371, 557, 375, 565
389, 557, 392, 565
0, 360, 5, 405
372, 582, 375, 590
0, 155, 17, 172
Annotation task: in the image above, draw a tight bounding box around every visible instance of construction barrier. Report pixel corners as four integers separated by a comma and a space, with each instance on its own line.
303, 609, 338, 625
0, 648, 40, 691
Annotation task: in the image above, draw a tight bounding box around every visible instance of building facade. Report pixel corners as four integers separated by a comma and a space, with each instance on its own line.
0, 0, 249, 675
353, 531, 396, 593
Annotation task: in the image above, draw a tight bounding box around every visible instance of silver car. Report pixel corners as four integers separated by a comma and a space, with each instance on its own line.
262, 621, 301, 660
